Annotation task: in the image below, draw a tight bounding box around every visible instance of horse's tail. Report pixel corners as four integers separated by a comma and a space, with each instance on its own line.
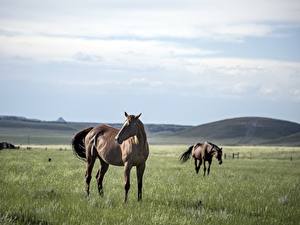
72, 127, 94, 161
179, 145, 194, 163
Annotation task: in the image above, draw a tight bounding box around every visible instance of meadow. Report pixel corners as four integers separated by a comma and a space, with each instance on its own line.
0, 145, 299, 225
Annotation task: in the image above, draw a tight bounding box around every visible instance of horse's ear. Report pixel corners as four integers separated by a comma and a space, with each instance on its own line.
135, 113, 142, 119
124, 112, 129, 117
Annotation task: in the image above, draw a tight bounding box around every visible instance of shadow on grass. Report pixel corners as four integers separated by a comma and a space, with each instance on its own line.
152, 196, 205, 210
32, 188, 61, 200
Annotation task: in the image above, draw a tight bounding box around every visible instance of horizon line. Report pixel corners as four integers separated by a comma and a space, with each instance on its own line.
1, 114, 299, 126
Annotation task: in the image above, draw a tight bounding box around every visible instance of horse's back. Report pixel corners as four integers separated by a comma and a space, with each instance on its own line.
88, 124, 123, 166
92, 124, 118, 135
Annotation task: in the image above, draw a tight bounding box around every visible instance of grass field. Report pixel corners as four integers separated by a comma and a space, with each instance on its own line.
0, 146, 299, 225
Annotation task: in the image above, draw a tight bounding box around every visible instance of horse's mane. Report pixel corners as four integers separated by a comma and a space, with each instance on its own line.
207, 142, 221, 152
135, 119, 148, 148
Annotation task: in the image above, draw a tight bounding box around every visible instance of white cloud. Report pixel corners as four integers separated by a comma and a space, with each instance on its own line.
0, 0, 300, 103
183, 57, 300, 100
0, 0, 299, 41
0, 34, 217, 69
0, 30, 299, 102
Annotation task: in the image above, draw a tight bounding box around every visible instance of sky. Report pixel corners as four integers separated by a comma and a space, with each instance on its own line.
0, 0, 300, 125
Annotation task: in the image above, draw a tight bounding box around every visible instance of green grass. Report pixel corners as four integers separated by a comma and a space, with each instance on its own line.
0, 146, 299, 225
0, 127, 73, 145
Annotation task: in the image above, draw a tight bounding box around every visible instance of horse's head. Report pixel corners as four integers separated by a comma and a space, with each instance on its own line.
115, 112, 142, 144
216, 147, 223, 165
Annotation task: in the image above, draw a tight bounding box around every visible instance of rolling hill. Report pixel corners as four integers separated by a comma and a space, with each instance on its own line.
159, 117, 300, 146
0, 116, 191, 145
0, 116, 299, 146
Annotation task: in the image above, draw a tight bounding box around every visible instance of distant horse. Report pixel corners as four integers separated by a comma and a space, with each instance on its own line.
72, 112, 149, 203
180, 142, 223, 176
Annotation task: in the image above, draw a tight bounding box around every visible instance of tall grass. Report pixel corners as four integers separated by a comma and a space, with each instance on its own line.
0, 146, 299, 225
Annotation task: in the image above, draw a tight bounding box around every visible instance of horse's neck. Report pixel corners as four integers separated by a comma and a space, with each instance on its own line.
207, 144, 216, 155
135, 121, 147, 147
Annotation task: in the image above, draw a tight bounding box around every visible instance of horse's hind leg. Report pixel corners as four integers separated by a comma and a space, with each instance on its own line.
195, 159, 201, 174
96, 158, 109, 197
136, 163, 146, 201
85, 151, 96, 196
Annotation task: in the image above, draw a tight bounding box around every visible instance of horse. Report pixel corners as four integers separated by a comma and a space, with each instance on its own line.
72, 112, 149, 203
179, 142, 223, 176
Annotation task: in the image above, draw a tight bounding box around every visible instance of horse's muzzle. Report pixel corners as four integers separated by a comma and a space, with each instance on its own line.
219, 160, 223, 165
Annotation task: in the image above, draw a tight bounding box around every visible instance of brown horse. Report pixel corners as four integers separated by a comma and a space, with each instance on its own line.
180, 142, 223, 176
72, 112, 149, 203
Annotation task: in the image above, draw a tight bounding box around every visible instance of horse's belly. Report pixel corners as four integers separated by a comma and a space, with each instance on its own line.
101, 157, 124, 166
100, 151, 147, 166
98, 146, 124, 166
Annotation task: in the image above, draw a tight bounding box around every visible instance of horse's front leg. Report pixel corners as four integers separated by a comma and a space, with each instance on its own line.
207, 160, 212, 176
194, 158, 199, 174
136, 163, 146, 201
124, 163, 132, 203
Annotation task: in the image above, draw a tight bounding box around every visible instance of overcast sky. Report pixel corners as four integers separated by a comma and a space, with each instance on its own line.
0, 0, 300, 125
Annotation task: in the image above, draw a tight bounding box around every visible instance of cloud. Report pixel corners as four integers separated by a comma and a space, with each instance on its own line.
0, 34, 218, 68
183, 57, 300, 100
0, 27, 299, 103
73, 52, 103, 62
0, 0, 300, 122
1, 0, 300, 41
10, 57, 297, 103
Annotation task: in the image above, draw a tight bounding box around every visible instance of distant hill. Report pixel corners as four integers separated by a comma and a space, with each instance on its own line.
56, 117, 66, 123
0, 115, 299, 146
0, 115, 41, 122
0, 115, 191, 145
160, 117, 300, 146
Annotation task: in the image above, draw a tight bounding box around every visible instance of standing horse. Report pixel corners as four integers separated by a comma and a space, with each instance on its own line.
72, 112, 149, 203
180, 142, 223, 176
